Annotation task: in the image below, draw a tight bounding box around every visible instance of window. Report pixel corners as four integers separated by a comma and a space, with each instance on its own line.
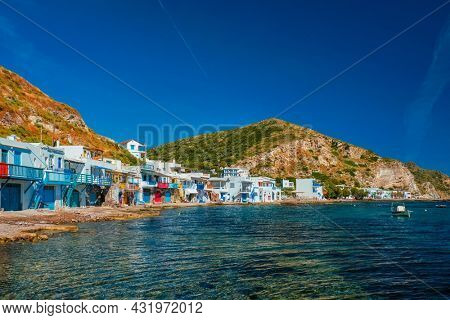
130, 145, 135, 150
57, 158, 62, 169
13, 151, 21, 165
1, 149, 7, 163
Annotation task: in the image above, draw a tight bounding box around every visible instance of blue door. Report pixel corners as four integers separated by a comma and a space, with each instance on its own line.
89, 192, 97, 206
1, 149, 8, 163
165, 191, 171, 203
70, 190, 80, 208
1, 183, 21, 211
42, 186, 55, 210
13, 151, 21, 165
143, 189, 151, 203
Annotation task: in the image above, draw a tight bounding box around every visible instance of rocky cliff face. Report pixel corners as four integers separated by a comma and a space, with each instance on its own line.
0, 65, 136, 164
149, 118, 450, 199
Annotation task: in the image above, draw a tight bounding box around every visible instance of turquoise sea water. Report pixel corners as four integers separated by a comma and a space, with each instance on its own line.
0, 202, 449, 299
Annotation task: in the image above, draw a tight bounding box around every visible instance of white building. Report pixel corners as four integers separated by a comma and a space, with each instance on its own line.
295, 179, 324, 200
119, 139, 146, 160
207, 177, 230, 202
249, 177, 282, 203
222, 167, 249, 178
282, 179, 294, 188
0, 136, 67, 211
57, 145, 117, 207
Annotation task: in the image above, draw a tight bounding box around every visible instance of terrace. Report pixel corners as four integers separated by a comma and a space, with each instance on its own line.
0, 163, 44, 180
43, 170, 73, 185
142, 179, 158, 187
169, 182, 180, 189
75, 174, 112, 186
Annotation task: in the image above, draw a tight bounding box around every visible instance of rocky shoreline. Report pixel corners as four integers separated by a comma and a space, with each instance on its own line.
0, 205, 162, 244
0, 199, 447, 244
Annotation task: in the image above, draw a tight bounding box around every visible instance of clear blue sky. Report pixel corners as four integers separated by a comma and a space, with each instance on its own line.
1, 0, 449, 174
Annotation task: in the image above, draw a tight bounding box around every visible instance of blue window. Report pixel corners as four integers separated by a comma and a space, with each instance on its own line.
130, 145, 135, 150
13, 151, 21, 165
57, 158, 62, 169
1, 149, 8, 163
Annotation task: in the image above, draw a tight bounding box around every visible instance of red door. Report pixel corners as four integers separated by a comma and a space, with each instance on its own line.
154, 190, 162, 203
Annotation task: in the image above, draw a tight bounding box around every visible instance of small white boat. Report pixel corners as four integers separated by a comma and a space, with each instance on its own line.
391, 203, 411, 218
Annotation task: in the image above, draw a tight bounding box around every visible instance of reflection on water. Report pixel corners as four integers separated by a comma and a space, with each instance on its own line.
0, 202, 449, 299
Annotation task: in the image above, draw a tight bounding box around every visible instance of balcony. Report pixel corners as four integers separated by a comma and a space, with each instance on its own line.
142, 180, 157, 187
183, 183, 197, 190
0, 163, 44, 180
157, 182, 169, 189
141, 164, 154, 171
127, 177, 140, 184
93, 176, 112, 186
44, 170, 73, 185
77, 174, 93, 184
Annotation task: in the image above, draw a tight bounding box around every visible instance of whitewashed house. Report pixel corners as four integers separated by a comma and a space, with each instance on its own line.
119, 139, 146, 160
282, 179, 295, 188
57, 145, 115, 207
250, 177, 282, 202
0, 136, 72, 211
295, 179, 324, 200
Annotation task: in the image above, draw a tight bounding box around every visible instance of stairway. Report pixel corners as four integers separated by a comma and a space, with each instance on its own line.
29, 180, 44, 209
63, 173, 80, 207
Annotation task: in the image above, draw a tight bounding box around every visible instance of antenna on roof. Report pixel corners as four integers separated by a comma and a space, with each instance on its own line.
52, 118, 55, 146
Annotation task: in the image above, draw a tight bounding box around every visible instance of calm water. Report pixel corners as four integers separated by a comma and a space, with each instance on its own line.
0, 202, 449, 299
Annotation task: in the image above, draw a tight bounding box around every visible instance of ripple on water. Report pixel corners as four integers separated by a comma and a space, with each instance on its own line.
0, 202, 449, 299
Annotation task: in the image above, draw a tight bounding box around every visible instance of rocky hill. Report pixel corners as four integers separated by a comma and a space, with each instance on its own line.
0, 66, 136, 164
148, 118, 450, 199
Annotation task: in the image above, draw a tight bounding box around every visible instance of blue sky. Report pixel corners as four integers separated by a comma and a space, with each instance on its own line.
0, 0, 449, 174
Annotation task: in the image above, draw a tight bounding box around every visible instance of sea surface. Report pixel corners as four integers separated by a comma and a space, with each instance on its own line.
0, 202, 449, 299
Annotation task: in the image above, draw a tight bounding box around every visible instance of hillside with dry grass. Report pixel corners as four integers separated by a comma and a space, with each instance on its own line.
148, 118, 450, 199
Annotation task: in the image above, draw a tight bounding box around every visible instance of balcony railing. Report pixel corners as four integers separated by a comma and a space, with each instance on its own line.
44, 170, 73, 185
77, 174, 93, 184
157, 182, 169, 189
0, 163, 44, 180
142, 180, 158, 187
93, 176, 112, 186
76, 174, 112, 186
127, 177, 140, 184
183, 183, 197, 190
141, 164, 155, 171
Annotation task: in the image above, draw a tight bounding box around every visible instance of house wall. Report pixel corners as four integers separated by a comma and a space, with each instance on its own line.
122, 141, 145, 159
295, 179, 323, 199
0, 178, 40, 211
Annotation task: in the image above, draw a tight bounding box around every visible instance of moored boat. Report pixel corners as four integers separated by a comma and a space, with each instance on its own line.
391, 203, 411, 217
